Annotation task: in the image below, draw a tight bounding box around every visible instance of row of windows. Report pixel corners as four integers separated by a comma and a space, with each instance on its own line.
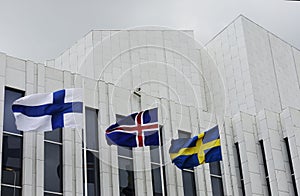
5, 87, 298, 196
0, 87, 224, 196
1, 87, 24, 196
235, 140, 298, 196
178, 131, 224, 196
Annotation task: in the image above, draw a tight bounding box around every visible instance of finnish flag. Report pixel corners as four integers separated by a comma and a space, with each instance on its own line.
12, 88, 83, 132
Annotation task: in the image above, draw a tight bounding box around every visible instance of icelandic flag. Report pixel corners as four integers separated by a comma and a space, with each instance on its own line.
106, 108, 159, 147
12, 88, 83, 132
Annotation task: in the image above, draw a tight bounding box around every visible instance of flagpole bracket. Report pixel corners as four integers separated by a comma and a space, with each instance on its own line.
133, 87, 141, 97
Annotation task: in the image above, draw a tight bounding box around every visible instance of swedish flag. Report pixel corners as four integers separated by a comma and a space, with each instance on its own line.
169, 126, 222, 169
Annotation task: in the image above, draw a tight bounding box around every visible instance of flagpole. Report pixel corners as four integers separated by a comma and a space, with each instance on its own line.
158, 127, 166, 196
82, 108, 88, 195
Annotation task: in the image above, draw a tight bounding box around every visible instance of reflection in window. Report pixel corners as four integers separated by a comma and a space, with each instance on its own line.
117, 114, 135, 196
209, 161, 224, 196
1, 87, 24, 196
83, 107, 100, 196
44, 129, 63, 195
119, 157, 135, 196
178, 130, 196, 196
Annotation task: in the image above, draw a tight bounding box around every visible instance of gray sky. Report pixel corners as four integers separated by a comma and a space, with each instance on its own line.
0, 0, 299, 63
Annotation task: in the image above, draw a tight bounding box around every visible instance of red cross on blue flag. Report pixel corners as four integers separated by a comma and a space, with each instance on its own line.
106, 108, 159, 147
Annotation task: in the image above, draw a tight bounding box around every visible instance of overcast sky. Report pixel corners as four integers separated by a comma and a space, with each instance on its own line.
0, 0, 299, 63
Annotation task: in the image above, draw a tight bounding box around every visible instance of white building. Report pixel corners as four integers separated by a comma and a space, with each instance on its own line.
0, 15, 299, 196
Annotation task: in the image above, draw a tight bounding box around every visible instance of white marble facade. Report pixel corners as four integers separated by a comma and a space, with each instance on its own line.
0, 15, 299, 196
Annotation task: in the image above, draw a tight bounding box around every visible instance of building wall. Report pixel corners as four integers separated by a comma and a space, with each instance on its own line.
206, 15, 300, 196
0, 15, 299, 196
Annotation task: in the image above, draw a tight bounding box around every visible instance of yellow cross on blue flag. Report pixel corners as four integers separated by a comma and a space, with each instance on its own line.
169, 126, 221, 169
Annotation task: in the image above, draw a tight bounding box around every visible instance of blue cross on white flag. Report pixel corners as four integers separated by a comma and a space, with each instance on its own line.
12, 88, 83, 132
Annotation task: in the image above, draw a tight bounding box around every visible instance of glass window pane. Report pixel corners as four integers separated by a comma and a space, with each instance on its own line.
4, 88, 24, 134
151, 164, 163, 196
119, 157, 135, 196
150, 146, 160, 164
116, 114, 125, 122
118, 146, 133, 158
44, 142, 62, 193
86, 108, 98, 150
182, 170, 196, 196
178, 131, 190, 138
45, 128, 62, 143
2, 134, 23, 186
211, 176, 224, 196
86, 150, 100, 196
44, 193, 61, 196
209, 161, 221, 176
1, 186, 21, 196
82, 150, 86, 196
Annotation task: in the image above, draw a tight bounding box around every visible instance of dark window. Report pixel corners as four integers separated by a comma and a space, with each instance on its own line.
3, 87, 24, 135
85, 108, 99, 150
44, 193, 62, 196
45, 128, 62, 143
234, 143, 245, 196
86, 151, 100, 196
178, 130, 191, 139
150, 145, 160, 163
178, 130, 196, 196
83, 107, 100, 196
284, 138, 298, 196
162, 166, 167, 195
182, 170, 197, 196
2, 134, 23, 186
44, 129, 63, 194
259, 140, 271, 196
2, 87, 24, 195
210, 161, 221, 176
209, 161, 224, 196
1, 185, 22, 196
211, 176, 224, 195
119, 157, 135, 196
118, 146, 133, 158
150, 127, 166, 196
151, 164, 163, 196
117, 114, 135, 196
44, 142, 62, 193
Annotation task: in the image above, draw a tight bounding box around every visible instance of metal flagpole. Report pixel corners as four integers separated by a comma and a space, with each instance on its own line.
158, 127, 166, 196
158, 104, 166, 196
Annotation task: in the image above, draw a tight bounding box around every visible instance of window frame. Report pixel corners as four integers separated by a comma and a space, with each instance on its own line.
150, 126, 166, 196
82, 107, 100, 196
209, 161, 224, 196
284, 137, 298, 196
1, 87, 24, 195
178, 130, 197, 196
234, 142, 245, 196
44, 129, 63, 195
259, 140, 271, 196
116, 114, 135, 196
